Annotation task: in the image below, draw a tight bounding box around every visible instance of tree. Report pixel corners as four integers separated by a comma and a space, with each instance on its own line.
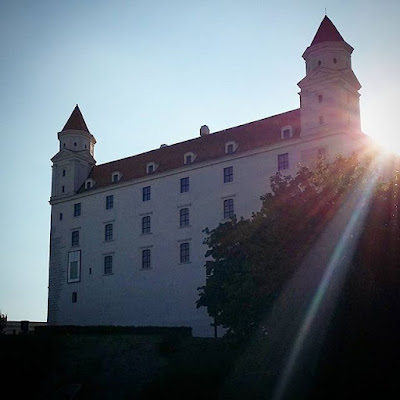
0, 310, 7, 334
197, 154, 372, 340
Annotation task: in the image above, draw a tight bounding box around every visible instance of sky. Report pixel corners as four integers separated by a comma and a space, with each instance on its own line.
0, 0, 399, 322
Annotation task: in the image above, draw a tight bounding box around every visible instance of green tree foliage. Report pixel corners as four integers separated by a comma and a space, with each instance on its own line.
0, 310, 7, 334
197, 154, 375, 339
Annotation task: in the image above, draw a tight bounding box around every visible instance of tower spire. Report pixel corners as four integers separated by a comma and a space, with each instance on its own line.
62, 104, 90, 133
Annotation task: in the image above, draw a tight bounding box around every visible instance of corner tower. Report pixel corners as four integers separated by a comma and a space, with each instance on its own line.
298, 16, 362, 137
50, 105, 96, 199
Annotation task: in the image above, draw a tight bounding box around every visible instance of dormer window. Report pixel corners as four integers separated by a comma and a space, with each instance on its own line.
112, 172, 122, 183
146, 162, 158, 174
85, 179, 95, 190
184, 152, 196, 165
281, 125, 293, 140
225, 141, 238, 154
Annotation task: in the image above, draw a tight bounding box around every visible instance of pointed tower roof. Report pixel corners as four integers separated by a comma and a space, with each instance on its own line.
310, 16, 345, 46
62, 105, 90, 133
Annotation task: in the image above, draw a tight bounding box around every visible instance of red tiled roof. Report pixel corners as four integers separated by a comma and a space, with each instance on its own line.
310, 16, 345, 46
62, 105, 90, 133
81, 109, 300, 192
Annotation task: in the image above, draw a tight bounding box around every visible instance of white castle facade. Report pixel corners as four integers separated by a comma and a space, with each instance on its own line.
48, 17, 366, 336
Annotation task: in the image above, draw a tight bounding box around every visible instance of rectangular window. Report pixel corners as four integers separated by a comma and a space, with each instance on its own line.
180, 208, 189, 227
112, 174, 119, 182
180, 242, 190, 263
62, 186, 65, 193
72, 292, 77, 303
106, 195, 114, 210
180, 177, 189, 193
71, 230, 80, 247
142, 249, 151, 269
224, 166, 233, 183
105, 223, 113, 241
59, 213, 63, 221
142, 186, 151, 201
227, 143, 234, 154
224, 199, 235, 219
104, 255, 113, 274
278, 153, 289, 171
67, 250, 81, 283
74, 203, 81, 217
62, 169, 66, 177
282, 129, 291, 139
318, 94, 323, 103
142, 216, 151, 234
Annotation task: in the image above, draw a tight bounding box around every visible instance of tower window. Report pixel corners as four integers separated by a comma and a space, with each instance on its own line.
71, 230, 80, 247
142, 249, 151, 269
72, 292, 77, 303
62, 186, 65, 193
59, 213, 63, 221
86, 181, 91, 189
180, 242, 190, 263
104, 255, 113, 275
333, 58, 337, 64
318, 60, 321, 66
106, 195, 114, 209
105, 224, 113, 241
74, 142, 77, 147
62, 169, 66, 177
68, 251, 81, 283
318, 94, 323, 103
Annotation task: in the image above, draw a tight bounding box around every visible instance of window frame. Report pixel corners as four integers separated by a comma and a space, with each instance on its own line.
278, 153, 289, 171
74, 203, 81, 217
106, 195, 114, 210
142, 215, 151, 234
142, 249, 151, 269
142, 186, 151, 201
104, 255, 113, 275
223, 198, 235, 219
180, 177, 189, 193
180, 242, 190, 263
223, 166, 233, 183
71, 230, 80, 247
180, 208, 189, 227
104, 223, 113, 241
67, 250, 81, 283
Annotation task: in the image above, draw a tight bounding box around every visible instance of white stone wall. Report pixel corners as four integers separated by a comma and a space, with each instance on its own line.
48, 131, 364, 336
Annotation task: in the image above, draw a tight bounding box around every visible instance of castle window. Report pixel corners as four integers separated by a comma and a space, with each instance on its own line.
74, 142, 77, 147
278, 153, 289, 171
180, 242, 190, 263
142, 186, 151, 201
142, 249, 151, 269
224, 166, 233, 183
74, 203, 81, 217
67, 250, 81, 283
62, 169, 66, 177
180, 208, 189, 227
146, 162, 158, 174
59, 213, 63, 221
318, 60, 321, 66
86, 181, 91, 189
71, 231, 80, 247
142, 216, 151, 234
318, 94, 323, 103
225, 141, 238, 154
72, 292, 77, 303
105, 224, 113, 241
111, 171, 122, 183
180, 177, 189, 193
333, 58, 337, 64
106, 195, 114, 210
281, 125, 293, 139
223, 199, 235, 219
184, 152, 196, 165
104, 255, 113, 275
85, 179, 94, 189
62, 186, 65, 193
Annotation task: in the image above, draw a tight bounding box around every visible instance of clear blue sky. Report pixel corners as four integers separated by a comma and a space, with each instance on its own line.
1, 0, 399, 321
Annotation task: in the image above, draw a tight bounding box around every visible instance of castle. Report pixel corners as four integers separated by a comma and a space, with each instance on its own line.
48, 16, 366, 336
